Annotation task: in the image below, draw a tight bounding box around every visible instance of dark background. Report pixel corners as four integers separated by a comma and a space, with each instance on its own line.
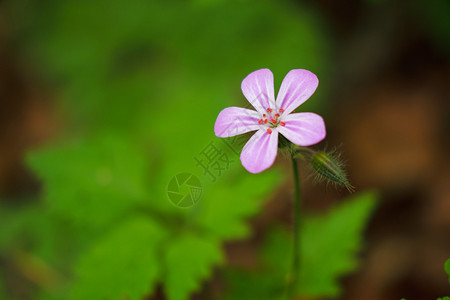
0, 0, 449, 299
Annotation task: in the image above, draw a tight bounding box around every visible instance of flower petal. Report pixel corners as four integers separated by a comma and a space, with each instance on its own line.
241, 69, 276, 114
277, 113, 326, 146
214, 107, 261, 137
240, 129, 278, 173
275, 69, 319, 115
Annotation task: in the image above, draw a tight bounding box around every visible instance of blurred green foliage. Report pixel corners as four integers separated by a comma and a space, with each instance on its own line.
72, 218, 167, 300
27, 135, 151, 229
414, 0, 450, 55
0, 0, 383, 299
164, 235, 223, 300
445, 259, 450, 284
20, 136, 282, 300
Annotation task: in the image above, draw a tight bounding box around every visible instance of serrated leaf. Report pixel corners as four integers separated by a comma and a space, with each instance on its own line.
225, 191, 377, 299
26, 135, 150, 228
71, 217, 166, 300
296, 191, 378, 297
164, 234, 223, 300
196, 169, 283, 240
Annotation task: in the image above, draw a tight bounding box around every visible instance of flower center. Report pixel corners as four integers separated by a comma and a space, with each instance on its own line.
258, 108, 286, 132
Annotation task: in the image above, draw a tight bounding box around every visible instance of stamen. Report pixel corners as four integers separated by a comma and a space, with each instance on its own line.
263, 114, 266, 118
275, 113, 280, 118
258, 119, 263, 124
280, 122, 285, 126
267, 128, 272, 134
279, 108, 284, 113
270, 118, 277, 124
264, 119, 268, 124
267, 108, 273, 113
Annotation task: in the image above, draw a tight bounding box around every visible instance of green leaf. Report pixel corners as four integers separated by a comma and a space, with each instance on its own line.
27, 135, 151, 228
225, 191, 378, 299
71, 217, 166, 300
296, 190, 378, 297
437, 297, 450, 300
164, 234, 223, 300
196, 169, 283, 240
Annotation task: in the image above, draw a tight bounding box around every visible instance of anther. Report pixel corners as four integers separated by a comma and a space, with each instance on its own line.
267, 128, 272, 134
267, 108, 273, 113
275, 113, 280, 118
264, 119, 268, 124
280, 122, 285, 126
258, 119, 263, 124
279, 108, 284, 112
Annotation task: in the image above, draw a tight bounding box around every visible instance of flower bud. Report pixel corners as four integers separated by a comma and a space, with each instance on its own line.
310, 151, 354, 191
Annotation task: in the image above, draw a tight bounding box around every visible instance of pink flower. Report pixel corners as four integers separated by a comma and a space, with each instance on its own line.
214, 69, 326, 173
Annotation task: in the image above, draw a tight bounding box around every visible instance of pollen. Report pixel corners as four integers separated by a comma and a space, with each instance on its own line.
267, 128, 272, 134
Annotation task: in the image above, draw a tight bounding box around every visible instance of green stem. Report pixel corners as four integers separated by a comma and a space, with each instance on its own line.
288, 154, 301, 298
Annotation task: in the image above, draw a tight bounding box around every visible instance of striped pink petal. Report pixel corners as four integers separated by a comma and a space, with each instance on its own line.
241, 69, 276, 114
214, 107, 261, 137
276, 69, 319, 115
240, 129, 278, 173
277, 113, 326, 146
